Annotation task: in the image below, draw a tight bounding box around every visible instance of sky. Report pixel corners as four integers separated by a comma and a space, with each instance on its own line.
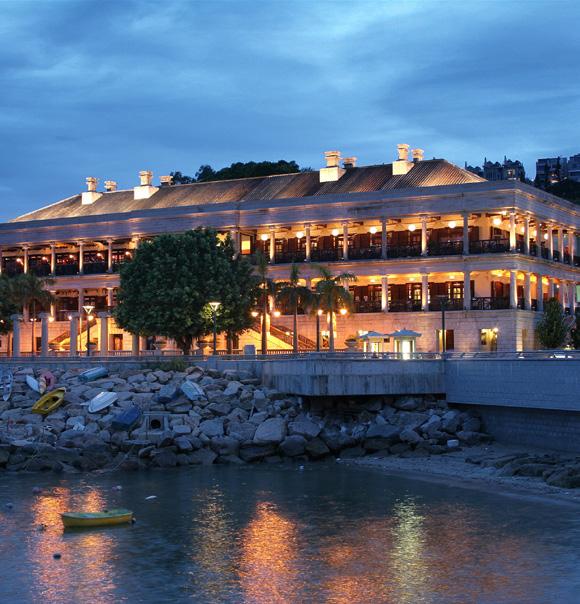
0, 0, 579, 221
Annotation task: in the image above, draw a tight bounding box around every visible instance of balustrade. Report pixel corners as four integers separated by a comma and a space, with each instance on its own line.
469, 239, 509, 254
470, 297, 510, 310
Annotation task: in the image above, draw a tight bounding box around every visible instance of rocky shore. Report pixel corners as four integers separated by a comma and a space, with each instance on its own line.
0, 363, 489, 473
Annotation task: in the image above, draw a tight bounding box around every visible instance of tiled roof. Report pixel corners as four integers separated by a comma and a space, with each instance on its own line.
11, 160, 485, 222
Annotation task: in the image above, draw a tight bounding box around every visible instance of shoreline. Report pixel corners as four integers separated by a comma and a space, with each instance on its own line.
346, 443, 580, 507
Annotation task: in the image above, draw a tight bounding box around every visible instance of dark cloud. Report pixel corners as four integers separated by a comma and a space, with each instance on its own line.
0, 0, 579, 220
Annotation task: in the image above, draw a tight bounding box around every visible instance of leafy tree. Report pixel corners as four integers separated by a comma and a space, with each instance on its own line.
535, 297, 570, 349
114, 229, 252, 354
169, 171, 194, 185
0, 276, 19, 335
543, 179, 580, 205
276, 263, 313, 352
195, 165, 217, 182
571, 309, 580, 350
254, 251, 277, 354
314, 266, 356, 352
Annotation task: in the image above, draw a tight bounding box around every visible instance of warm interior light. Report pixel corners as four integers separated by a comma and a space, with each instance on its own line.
519, 226, 525, 234
409, 276, 415, 281
331, 228, 340, 237
339, 308, 347, 315
317, 309, 323, 316
67, 314, 72, 321
42, 256, 48, 261
449, 274, 455, 280
273, 310, 281, 317
369, 226, 378, 235
69, 254, 75, 259
493, 327, 499, 333
544, 233, 549, 240
260, 234, 269, 242
532, 229, 538, 238
501, 211, 507, 216
251, 311, 258, 318
16, 258, 23, 264
408, 224, 416, 232
369, 277, 377, 283
295, 231, 304, 239
125, 251, 131, 256
493, 217, 502, 226
448, 221, 457, 229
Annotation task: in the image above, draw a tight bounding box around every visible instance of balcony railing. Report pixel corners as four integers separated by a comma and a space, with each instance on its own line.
427, 241, 463, 256
388, 300, 423, 312
387, 245, 421, 259
310, 248, 343, 262
354, 300, 382, 313
83, 261, 108, 275
55, 263, 79, 276
3, 265, 24, 277
471, 296, 510, 311
564, 252, 571, 264
29, 264, 51, 277
274, 251, 306, 264
553, 250, 561, 262
515, 240, 525, 253
469, 239, 509, 254
429, 298, 464, 311
541, 247, 549, 259
348, 246, 382, 261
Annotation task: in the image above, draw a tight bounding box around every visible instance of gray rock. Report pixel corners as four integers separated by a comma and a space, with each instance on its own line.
320, 430, 357, 452
172, 424, 192, 435
127, 374, 146, 384
217, 454, 245, 465
279, 435, 307, 457
462, 416, 482, 432
305, 437, 330, 459
364, 425, 400, 450
288, 418, 321, 439
227, 421, 257, 442
239, 443, 276, 462
441, 410, 461, 433
249, 411, 269, 425
188, 448, 217, 465
207, 402, 231, 416
253, 418, 287, 444
223, 381, 242, 397
339, 446, 366, 459
393, 396, 422, 411
210, 436, 240, 456
199, 418, 224, 438
151, 449, 178, 467
400, 428, 423, 445
174, 436, 193, 452
158, 384, 178, 403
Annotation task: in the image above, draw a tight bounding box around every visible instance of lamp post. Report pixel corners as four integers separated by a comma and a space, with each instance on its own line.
437, 295, 448, 356
208, 301, 221, 355
82, 304, 95, 357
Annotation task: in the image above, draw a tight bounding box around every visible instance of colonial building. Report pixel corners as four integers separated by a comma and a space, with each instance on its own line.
1, 144, 579, 355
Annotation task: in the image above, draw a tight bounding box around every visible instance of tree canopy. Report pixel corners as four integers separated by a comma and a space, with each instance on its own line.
113, 229, 259, 354
542, 179, 580, 205
535, 297, 570, 349
171, 160, 311, 185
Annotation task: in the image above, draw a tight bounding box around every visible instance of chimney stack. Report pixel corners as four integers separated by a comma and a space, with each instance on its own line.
81, 176, 102, 205
159, 175, 173, 187
320, 151, 345, 182
104, 180, 117, 192
392, 143, 414, 176
134, 170, 158, 200
343, 157, 357, 169
412, 148, 424, 163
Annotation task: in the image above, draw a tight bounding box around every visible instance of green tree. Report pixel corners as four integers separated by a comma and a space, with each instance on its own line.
314, 266, 356, 352
276, 263, 313, 352
535, 297, 570, 349
114, 229, 250, 354
254, 251, 277, 354
571, 309, 580, 350
0, 276, 19, 335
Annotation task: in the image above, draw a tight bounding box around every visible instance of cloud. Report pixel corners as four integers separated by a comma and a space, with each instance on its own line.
0, 0, 579, 220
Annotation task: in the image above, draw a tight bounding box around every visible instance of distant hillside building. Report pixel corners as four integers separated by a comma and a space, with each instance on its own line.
466, 157, 526, 182
568, 154, 580, 183
536, 156, 568, 187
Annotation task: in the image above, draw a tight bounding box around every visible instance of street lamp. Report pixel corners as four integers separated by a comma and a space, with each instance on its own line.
82, 305, 94, 357
208, 301, 221, 355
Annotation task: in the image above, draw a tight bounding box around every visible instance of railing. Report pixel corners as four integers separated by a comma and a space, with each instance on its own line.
530, 243, 537, 256
388, 300, 423, 312
427, 240, 463, 256
515, 240, 525, 253
348, 246, 382, 261
3, 265, 24, 277
541, 247, 549, 259
29, 264, 51, 277
470, 296, 510, 311
429, 298, 464, 311
469, 239, 509, 254
387, 245, 421, 259
517, 297, 525, 310
354, 300, 382, 313
564, 252, 571, 264
55, 263, 79, 276
274, 251, 306, 264
553, 250, 561, 262
310, 248, 343, 262
83, 261, 108, 274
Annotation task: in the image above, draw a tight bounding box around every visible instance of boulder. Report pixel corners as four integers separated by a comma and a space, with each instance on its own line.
440, 410, 461, 433
279, 435, 307, 457
188, 448, 217, 465
393, 396, 422, 411
239, 443, 276, 462
305, 438, 330, 459
223, 381, 242, 397
400, 428, 423, 445
228, 421, 257, 442
151, 449, 178, 467
210, 436, 240, 456
339, 446, 366, 459
172, 425, 192, 436
207, 402, 231, 417
249, 411, 269, 426
253, 418, 287, 445
320, 430, 357, 452
199, 418, 224, 438
158, 384, 178, 403
174, 436, 194, 453
363, 425, 400, 451
545, 467, 580, 489
288, 418, 321, 440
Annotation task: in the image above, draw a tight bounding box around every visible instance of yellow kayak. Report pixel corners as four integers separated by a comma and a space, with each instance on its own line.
61, 508, 134, 528
32, 388, 66, 415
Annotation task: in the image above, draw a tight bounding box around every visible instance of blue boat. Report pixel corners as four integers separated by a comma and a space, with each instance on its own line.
181, 380, 206, 402
111, 405, 142, 432
79, 367, 109, 383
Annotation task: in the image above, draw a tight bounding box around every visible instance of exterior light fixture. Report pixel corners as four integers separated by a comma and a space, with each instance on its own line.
317, 309, 323, 316
493, 327, 499, 333
544, 233, 549, 240
16, 258, 23, 264
331, 228, 340, 237
67, 314, 72, 321
296, 231, 304, 239
449, 274, 455, 280
448, 221, 457, 229
82, 305, 95, 358
273, 310, 281, 318
369, 277, 377, 283
520, 226, 525, 234
251, 311, 258, 318
208, 301, 221, 355
339, 308, 347, 316
493, 217, 502, 226
69, 254, 75, 259
369, 226, 378, 235
125, 251, 131, 256
42, 256, 48, 261
260, 233, 269, 242
408, 224, 416, 232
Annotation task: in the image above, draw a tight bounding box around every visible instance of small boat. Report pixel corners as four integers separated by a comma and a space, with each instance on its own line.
1, 369, 13, 402
181, 380, 206, 402
88, 391, 118, 413
26, 374, 41, 393
61, 508, 133, 528
79, 366, 109, 383
111, 405, 142, 432
32, 388, 66, 416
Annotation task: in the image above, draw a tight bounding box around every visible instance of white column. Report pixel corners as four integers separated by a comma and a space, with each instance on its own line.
548, 225, 554, 260
107, 287, 114, 308
463, 212, 470, 255
78, 241, 84, 274
78, 288, 84, 313
342, 222, 349, 260
421, 273, 429, 311
305, 225, 311, 261
421, 217, 428, 256
463, 270, 471, 310
381, 276, 389, 312
99, 312, 109, 356
49, 290, 56, 319
509, 211, 517, 252
524, 272, 532, 310
570, 231, 576, 265
269, 228, 276, 263
569, 281, 576, 312
107, 239, 113, 272
132, 333, 140, 356
558, 228, 565, 261
536, 275, 544, 312
23, 246, 29, 274
381, 219, 388, 259
40, 312, 50, 356
11, 314, 22, 357
524, 216, 530, 255
509, 270, 518, 309
69, 312, 79, 357
50, 244, 56, 275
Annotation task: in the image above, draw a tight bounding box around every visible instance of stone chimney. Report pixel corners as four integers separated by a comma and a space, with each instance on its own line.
412, 148, 424, 163
81, 177, 102, 205
343, 157, 357, 169
392, 143, 414, 176
134, 170, 158, 200
320, 151, 345, 182
104, 180, 117, 192
159, 175, 173, 187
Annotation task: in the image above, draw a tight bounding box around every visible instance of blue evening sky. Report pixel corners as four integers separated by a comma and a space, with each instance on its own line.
0, 0, 579, 220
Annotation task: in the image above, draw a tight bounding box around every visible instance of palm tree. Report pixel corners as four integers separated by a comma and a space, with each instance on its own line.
276, 263, 313, 352
314, 265, 356, 352
254, 252, 277, 354
8, 273, 55, 354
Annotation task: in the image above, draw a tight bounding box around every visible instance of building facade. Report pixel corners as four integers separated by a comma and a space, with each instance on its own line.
467, 157, 526, 182
1, 143, 579, 355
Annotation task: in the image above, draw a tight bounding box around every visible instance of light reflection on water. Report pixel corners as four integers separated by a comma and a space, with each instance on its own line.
0, 465, 579, 604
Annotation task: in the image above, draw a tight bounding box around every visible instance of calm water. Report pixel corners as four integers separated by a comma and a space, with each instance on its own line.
0, 465, 579, 604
